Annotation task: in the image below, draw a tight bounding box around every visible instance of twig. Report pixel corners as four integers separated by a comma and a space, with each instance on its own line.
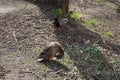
19, 71, 32, 73
32, 71, 44, 80
55, 69, 63, 74
19, 70, 44, 80
13, 31, 17, 42
0, 70, 11, 76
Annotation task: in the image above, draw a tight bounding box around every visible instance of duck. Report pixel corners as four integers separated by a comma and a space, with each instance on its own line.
53, 17, 68, 30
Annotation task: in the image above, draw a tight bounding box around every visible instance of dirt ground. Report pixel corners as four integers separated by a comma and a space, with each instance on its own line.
0, 0, 120, 80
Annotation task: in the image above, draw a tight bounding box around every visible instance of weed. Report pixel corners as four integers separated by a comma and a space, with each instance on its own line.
104, 30, 114, 37
36, 47, 41, 53
70, 12, 83, 20
85, 18, 97, 27
86, 46, 102, 57
52, 8, 65, 17
111, 5, 118, 10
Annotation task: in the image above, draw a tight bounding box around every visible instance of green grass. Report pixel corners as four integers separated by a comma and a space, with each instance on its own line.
85, 18, 97, 27
70, 12, 83, 20
84, 18, 101, 31
85, 46, 102, 57
65, 44, 108, 78
104, 30, 114, 37
52, 8, 65, 17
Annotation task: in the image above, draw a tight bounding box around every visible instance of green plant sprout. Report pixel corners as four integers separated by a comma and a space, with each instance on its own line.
85, 18, 97, 27
86, 46, 102, 57
52, 8, 65, 17
70, 12, 83, 20
104, 30, 113, 37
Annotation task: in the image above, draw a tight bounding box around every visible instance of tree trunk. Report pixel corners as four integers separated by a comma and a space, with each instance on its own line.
61, 0, 69, 13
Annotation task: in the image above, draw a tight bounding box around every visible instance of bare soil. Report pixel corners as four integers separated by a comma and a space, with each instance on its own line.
0, 0, 120, 80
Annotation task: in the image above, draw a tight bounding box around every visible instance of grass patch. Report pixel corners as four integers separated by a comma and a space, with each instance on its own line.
70, 12, 83, 20
65, 44, 114, 79
104, 30, 114, 37
84, 18, 101, 31
85, 18, 97, 27
85, 46, 102, 57
52, 8, 65, 17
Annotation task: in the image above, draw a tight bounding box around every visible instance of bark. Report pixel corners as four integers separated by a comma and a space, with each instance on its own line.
61, 0, 69, 13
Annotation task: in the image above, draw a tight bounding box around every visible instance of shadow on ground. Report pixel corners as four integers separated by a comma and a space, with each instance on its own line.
54, 20, 120, 79
38, 60, 70, 72
25, 0, 120, 79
